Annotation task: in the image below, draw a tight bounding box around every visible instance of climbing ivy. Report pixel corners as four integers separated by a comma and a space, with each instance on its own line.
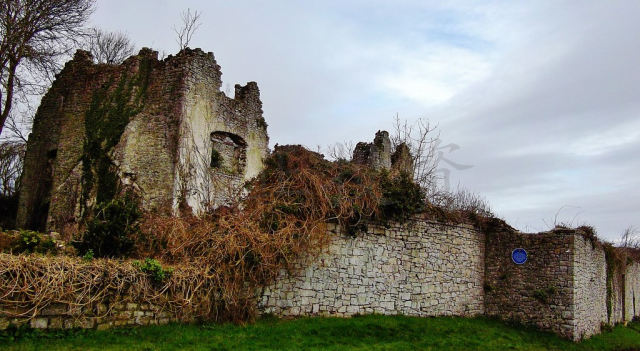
80, 58, 152, 216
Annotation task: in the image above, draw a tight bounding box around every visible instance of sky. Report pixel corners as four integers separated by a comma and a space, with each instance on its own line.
85, 1, 640, 241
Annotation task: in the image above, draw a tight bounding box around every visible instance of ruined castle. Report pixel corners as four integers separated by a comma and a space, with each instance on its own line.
17, 48, 269, 232
10, 48, 640, 341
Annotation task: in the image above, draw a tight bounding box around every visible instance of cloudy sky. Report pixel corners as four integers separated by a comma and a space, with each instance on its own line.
89, 0, 640, 241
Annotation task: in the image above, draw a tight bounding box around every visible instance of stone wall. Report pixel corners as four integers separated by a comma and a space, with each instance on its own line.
259, 218, 486, 318
572, 233, 607, 339
484, 229, 575, 338
625, 262, 640, 322
0, 302, 183, 331
486, 229, 640, 341
2, 217, 639, 339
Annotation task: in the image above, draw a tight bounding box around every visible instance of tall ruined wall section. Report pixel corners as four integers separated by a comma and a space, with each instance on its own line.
17, 48, 268, 231
17, 48, 182, 231
259, 218, 485, 318
175, 53, 268, 212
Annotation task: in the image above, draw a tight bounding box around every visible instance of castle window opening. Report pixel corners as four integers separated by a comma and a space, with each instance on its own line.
210, 131, 247, 175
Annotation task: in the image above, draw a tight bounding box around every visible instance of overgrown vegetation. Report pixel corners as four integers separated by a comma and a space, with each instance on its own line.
0, 254, 211, 323
74, 193, 141, 258
133, 258, 173, 283
0, 230, 58, 255
378, 171, 425, 223
80, 54, 152, 216
0, 144, 499, 325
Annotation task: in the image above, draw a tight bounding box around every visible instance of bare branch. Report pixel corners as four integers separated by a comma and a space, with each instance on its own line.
0, 140, 26, 197
621, 226, 640, 248
0, 0, 96, 136
390, 114, 440, 191
173, 9, 202, 51
326, 140, 355, 161
84, 28, 135, 64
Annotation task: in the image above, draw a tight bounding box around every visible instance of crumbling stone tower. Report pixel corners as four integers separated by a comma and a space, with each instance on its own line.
17, 48, 269, 232
352, 130, 414, 175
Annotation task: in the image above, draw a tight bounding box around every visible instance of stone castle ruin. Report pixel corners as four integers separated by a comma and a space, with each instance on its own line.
8, 48, 640, 341
352, 130, 413, 176
17, 48, 269, 232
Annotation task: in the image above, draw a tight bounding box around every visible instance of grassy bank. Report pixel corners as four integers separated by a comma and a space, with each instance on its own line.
3, 315, 640, 351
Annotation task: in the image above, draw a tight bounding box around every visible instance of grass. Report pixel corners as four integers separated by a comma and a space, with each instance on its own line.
3, 315, 640, 351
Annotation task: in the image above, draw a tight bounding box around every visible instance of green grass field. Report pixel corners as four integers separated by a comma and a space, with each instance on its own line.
3, 315, 640, 351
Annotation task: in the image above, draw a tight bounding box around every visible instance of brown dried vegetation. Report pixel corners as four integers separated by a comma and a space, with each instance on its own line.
0, 145, 500, 324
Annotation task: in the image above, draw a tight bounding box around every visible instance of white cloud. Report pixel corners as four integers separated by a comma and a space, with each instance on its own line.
377, 45, 492, 104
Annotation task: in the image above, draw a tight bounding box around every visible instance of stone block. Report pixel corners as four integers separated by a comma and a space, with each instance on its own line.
30, 318, 48, 329
49, 317, 63, 329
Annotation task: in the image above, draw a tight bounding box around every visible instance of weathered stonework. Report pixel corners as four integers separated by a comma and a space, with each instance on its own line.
0, 301, 186, 332
259, 218, 486, 318
353, 131, 413, 174
17, 48, 269, 231
624, 262, 640, 322
1, 219, 639, 340
573, 233, 607, 339
484, 229, 575, 338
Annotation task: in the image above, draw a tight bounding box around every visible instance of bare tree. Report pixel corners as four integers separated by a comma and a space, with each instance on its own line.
0, 141, 25, 197
84, 28, 135, 64
326, 140, 355, 161
174, 9, 202, 50
621, 226, 639, 248
0, 0, 96, 137
390, 115, 440, 191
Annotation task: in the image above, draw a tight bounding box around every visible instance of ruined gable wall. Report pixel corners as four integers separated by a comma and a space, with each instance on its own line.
259, 218, 485, 318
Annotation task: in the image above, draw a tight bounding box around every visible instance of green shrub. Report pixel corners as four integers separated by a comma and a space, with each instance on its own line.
1, 230, 57, 254
82, 249, 94, 261
378, 171, 425, 223
133, 258, 173, 283
74, 194, 140, 258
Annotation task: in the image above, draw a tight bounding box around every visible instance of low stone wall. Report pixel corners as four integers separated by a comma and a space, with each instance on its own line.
259, 219, 486, 318
484, 229, 575, 338
0, 302, 184, 331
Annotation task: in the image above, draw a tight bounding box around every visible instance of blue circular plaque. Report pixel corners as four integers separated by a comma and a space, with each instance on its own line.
512, 248, 527, 264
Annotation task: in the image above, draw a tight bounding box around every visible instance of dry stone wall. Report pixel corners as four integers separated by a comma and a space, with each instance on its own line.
259, 219, 486, 318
